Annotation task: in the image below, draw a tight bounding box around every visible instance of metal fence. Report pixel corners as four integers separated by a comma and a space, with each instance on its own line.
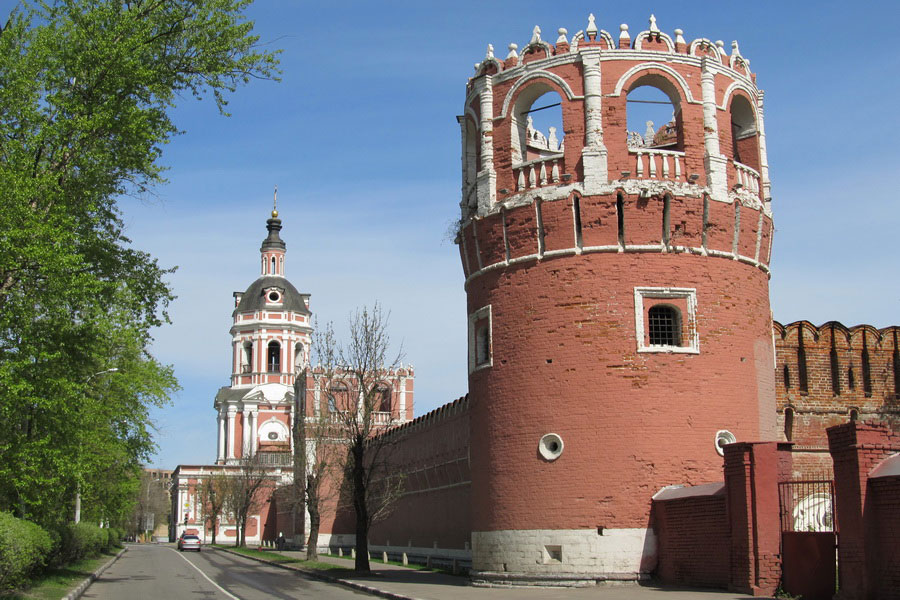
778, 479, 836, 533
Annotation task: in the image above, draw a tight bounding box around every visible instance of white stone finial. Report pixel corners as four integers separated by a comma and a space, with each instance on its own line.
716, 40, 727, 57
619, 23, 630, 41
731, 40, 742, 57
531, 25, 542, 44
556, 28, 568, 45
474, 63, 481, 73
485, 44, 494, 60
507, 43, 519, 59
674, 28, 685, 45
586, 13, 598, 36
649, 14, 659, 33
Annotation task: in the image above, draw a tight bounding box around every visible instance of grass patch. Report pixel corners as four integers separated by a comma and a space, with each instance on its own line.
321, 552, 461, 576
213, 546, 355, 576
0, 551, 117, 600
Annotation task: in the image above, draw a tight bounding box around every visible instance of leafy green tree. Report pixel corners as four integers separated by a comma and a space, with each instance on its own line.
0, 0, 279, 527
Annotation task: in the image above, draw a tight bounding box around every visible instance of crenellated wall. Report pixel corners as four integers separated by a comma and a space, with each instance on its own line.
774, 321, 900, 478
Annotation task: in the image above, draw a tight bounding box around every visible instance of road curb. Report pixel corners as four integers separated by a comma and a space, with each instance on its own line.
216, 547, 421, 600
62, 546, 128, 600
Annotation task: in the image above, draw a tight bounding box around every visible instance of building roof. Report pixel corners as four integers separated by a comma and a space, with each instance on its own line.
235, 275, 310, 315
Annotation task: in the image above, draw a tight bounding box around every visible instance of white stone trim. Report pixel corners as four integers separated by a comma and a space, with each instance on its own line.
471, 528, 656, 579
633, 286, 699, 354
498, 70, 582, 120
468, 305, 493, 374
609, 62, 698, 104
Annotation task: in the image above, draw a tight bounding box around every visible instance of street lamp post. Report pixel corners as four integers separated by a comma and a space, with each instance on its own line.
75, 368, 121, 523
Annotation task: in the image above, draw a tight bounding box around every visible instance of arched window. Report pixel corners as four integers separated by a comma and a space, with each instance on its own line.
511, 88, 564, 165
849, 408, 859, 422
729, 94, 758, 170
294, 342, 305, 369
626, 80, 682, 152
375, 384, 392, 412
784, 407, 794, 442
328, 383, 348, 413
271, 256, 276, 274
267, 341, 281, 373
242, 342, 253, 374
648, 305, 681, 346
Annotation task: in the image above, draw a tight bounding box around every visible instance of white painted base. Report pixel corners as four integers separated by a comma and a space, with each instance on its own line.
471, 528, 656, 585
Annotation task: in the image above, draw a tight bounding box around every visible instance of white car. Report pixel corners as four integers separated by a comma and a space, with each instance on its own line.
177, 534, 201, 552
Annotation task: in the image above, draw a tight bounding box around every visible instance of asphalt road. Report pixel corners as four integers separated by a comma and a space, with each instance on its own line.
82, 543, 372, 600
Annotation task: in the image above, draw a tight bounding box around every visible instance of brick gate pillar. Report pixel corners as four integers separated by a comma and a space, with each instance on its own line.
827, 422, 900, 600
724, 442, 786, 596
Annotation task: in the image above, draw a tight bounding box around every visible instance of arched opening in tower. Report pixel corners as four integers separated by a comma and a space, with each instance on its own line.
267, 340, 281, 373
729, 94, 759, 171
510, 88, 564, 164
625, 79, 682, 151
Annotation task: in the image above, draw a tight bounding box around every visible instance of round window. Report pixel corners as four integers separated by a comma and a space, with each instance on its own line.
715, 430, 736, 456
538, 433, 564, 461
268, 431, 279, 441
268, 291, 280, 302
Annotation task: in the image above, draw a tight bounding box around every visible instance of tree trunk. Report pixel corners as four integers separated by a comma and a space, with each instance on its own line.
352, 442, 369, 572
306, 473, 320, 561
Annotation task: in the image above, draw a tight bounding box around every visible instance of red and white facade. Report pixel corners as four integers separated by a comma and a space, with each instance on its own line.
172, 211, 414, 545
457, 14, 775, 583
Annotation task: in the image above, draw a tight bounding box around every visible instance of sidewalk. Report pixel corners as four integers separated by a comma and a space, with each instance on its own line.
266, 550, 768, 600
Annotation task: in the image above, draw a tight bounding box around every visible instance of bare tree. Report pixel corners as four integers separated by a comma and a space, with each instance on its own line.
292, 367, 342, 560
198, 472, 228, 545
224, 456, 270, 547
312, 303, 406, 573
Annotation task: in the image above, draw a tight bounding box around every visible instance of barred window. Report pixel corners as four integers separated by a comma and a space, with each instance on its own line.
648, 305, 681, 346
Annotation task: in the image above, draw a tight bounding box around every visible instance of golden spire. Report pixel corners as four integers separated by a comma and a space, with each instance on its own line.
272, 185, 279, 218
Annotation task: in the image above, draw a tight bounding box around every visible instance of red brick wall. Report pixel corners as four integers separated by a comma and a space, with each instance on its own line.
775, 322, 900, 478
827, 422, 900, 599
870, 474, 900, 599
465, 194, 775, 533
652, 484, 729, 588
365, 396, 472, 550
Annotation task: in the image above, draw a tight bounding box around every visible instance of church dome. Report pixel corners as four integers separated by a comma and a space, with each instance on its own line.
235, 275, 310, 315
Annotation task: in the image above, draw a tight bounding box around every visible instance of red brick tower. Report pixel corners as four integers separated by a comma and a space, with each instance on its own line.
459, 15, 776, 583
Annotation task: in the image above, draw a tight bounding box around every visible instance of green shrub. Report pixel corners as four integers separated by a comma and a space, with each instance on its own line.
55, 523, 106, 564
0, 512, 53, 591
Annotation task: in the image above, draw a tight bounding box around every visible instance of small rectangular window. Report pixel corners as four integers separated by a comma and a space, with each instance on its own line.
468, 305, 492, 373
634, 287, 699, 354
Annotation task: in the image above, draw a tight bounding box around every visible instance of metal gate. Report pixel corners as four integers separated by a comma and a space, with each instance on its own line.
778, 479, 838, 600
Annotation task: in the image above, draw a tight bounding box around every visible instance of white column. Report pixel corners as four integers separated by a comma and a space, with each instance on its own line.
475, 76, 496, 215
250, 410, 258, 456
226, 408, 236, 460
581, 49, 608, 193
756, 90, 771, 203
217, 411, 226, 462
313, 378, 321, 417
289, 402, 295, 455
241, 410, 251, 457
701, 57, 728, 202
399, 378, 407, 420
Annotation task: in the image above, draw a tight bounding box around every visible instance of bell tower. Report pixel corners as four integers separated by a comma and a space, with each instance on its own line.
214, 201, 313, 465
459, 14, 776, 583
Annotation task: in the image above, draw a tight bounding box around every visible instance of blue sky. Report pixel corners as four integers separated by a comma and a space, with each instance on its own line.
122, 2, 900, 468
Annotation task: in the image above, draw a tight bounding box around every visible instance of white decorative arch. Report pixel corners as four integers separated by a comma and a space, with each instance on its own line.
689, 38, 719, 58
633, 31, 675, 52
611, 63, 697, 104
499, 70, 581, 119
719, 81, 760, 116
258, 417, 289, 443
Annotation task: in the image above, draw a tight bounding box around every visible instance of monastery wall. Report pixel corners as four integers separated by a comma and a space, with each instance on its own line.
774, 321, 900, 477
